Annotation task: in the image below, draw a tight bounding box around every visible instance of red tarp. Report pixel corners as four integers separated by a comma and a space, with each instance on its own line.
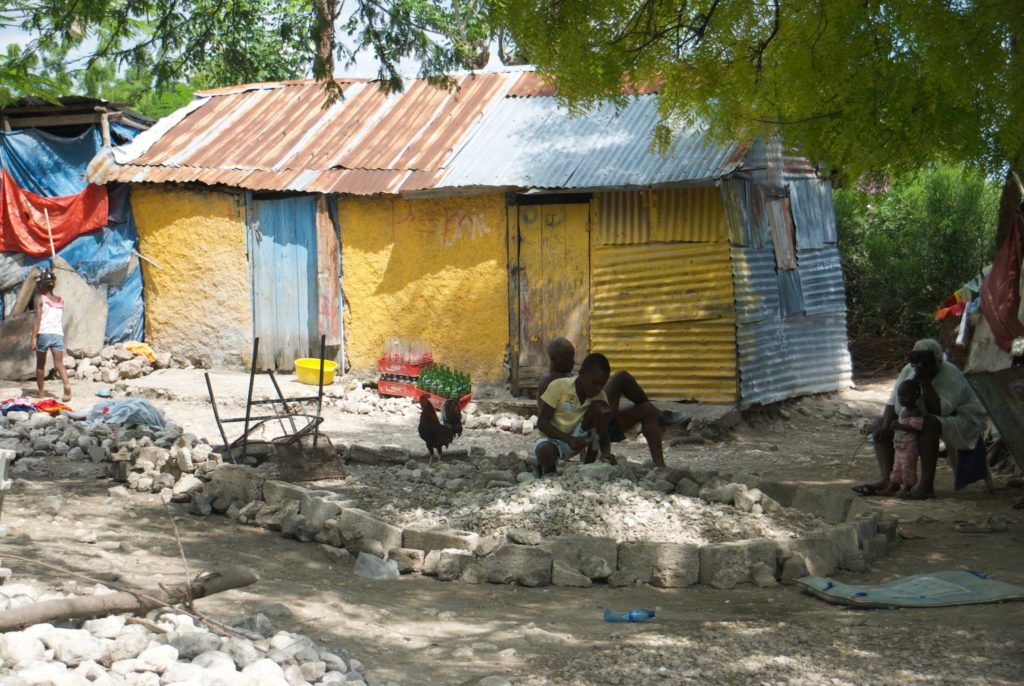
981, 177, 1024, 351
0, 168, 108, 256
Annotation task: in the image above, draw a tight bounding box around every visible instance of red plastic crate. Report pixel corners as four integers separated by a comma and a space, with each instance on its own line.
377, 356, 432, 377
376, 379, 471, 410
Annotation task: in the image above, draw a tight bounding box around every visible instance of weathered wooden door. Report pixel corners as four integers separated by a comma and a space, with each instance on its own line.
248, 195, 319, 371
511, 201, 591, 394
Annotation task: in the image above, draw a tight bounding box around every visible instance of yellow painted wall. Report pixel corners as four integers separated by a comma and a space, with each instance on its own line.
339, 194, 508, 381
132, 186, 252, 367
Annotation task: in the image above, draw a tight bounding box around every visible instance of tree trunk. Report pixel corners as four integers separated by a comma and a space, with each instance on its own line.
0, 566, 259, 632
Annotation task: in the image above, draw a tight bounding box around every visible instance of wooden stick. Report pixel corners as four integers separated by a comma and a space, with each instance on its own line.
43, 208, 55, 258
133, 249, 165, 270
0, 555, 259, 633
1012, 171, 1024, 200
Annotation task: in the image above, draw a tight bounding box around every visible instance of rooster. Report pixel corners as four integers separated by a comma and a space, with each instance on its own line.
441, 398, 463, 438
418, 395, 455, 464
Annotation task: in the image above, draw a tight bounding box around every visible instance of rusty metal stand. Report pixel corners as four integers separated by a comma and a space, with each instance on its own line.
205, 336, 328, 464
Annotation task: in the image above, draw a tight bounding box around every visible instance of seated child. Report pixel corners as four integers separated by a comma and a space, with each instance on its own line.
534, 352, 614, 476
888, 378, 924, 493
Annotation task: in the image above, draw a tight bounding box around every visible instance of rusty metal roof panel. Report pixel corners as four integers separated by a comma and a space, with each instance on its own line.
438, 94, 740, 190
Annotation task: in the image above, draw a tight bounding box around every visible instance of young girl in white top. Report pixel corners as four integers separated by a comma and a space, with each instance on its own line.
30, 269, 72, 402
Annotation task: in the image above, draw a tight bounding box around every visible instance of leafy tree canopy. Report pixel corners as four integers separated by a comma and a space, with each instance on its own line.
0, 0, 504, 110
494, 0, 1024, 178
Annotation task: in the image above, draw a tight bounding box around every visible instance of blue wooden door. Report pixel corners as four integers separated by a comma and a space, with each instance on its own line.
249, 195, 318, 371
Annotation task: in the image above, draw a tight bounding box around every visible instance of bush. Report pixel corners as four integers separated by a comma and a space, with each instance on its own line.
835, 163, 1000, 338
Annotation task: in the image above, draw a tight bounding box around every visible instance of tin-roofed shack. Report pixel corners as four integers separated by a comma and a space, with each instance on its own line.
0, 97, 151, 379
86, 71, 852, 407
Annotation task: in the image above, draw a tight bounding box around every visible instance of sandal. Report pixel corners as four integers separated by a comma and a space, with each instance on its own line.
851, 484, 899, 497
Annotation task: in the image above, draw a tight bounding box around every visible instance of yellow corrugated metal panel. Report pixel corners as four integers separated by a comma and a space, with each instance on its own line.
592, 320, 737, 402
591, 241, 737, 402
651, 186, 728, 242
595, 187, 728, 245
594, 191, 650, 245
592, 242, 735, 326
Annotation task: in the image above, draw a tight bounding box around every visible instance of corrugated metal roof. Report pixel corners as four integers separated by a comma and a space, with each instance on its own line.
438, 94, 741, 190
89, 71, 746, 194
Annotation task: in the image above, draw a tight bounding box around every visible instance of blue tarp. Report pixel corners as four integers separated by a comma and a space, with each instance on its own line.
796, 571, 1024, 608
105, 263, 144, 343
0, 126, 144, 342
0, 127, 103, 196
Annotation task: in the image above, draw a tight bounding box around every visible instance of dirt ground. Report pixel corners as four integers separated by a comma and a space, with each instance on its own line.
3, 370, 1023, 685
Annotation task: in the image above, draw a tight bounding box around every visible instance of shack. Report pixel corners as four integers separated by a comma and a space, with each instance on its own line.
0, 97, 150, 378
87, 71, 852, 407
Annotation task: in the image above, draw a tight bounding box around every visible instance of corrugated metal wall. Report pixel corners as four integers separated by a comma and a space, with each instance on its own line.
725, 172, 853, 408
591, 189, 737, 403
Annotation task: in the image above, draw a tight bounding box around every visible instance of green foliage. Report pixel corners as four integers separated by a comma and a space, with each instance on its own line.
1, 0, 509, 110
835, 164, 1000, 337
495, 0, 1024, 178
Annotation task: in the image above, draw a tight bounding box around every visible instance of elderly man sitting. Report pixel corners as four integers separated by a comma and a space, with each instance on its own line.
853, 338, 987, 500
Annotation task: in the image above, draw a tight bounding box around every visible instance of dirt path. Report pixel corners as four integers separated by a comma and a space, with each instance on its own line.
3, 372, 1023, 685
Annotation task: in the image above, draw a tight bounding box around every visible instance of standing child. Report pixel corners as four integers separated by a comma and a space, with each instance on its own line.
888, 379, 923, 494
535, 352, 615, 476
30, 269, 72, 402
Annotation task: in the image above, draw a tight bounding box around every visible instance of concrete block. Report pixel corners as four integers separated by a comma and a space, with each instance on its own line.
545, 535, 618, 580
782, 535, 837, 577
698, 539, 780, 590
335, 508, 403, 552
403, 528, 479, 554
423, 549, 473, 581
552, 560, 592, 588
790, 487, 852, 524
482, 543, 552, 587
828, 524, 867, 572
209, 464, 266, 507
346, 445, 380, 465
0, 313, 36, 381
262, 480, 307, 507
878, 514, 899, 543
389, 548, 424, 574
610, 542, 699, 588
754, 480, 799, 507
779, 555, 808, 582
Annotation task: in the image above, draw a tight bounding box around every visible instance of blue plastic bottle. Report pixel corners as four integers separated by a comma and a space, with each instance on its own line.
603, 608, 656, 623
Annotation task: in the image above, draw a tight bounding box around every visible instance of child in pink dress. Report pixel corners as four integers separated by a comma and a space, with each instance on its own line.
888, 379, 923, 492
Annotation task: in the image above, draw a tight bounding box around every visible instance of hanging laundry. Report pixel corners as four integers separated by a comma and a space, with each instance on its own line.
981, 179, 1024, 350
0, 169, 108, 256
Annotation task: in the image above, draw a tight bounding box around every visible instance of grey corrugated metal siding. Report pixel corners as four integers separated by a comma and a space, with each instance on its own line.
798, 246, 847, 315
719, 179, 769, 248
735, 313, 853, 408
730, 244, 852, 407
438, 95, 741, 190
730, 246, 780, 323
788, 177, 838, 247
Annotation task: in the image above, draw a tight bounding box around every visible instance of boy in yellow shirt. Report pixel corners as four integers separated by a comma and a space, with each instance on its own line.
535, 353, 614, 476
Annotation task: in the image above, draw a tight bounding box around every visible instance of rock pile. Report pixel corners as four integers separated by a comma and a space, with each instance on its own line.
67, 345, 182, 385
0, 574, 374, 686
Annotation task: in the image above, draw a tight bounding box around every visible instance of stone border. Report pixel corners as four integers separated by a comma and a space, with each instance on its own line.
193, 462, 899, 590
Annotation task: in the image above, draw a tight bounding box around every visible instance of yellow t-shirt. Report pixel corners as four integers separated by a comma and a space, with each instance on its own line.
539, 376, 608, 434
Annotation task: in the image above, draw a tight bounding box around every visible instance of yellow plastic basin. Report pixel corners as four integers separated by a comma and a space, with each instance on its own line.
295, 358, 338, 385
